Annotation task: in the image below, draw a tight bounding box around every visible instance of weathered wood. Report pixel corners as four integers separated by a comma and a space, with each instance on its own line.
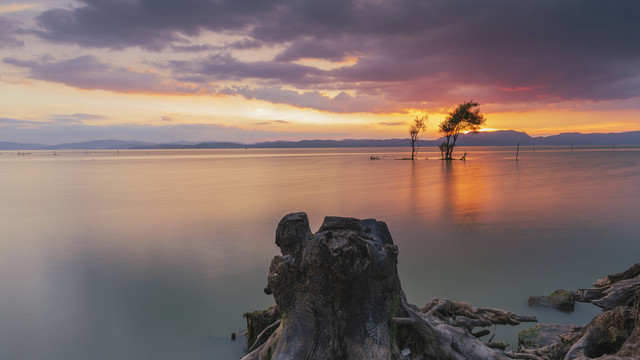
423, 298, 538, 326
521, 263, 640, 360
242, 305, 280, 349
502, 352, 546, 360
486, 341, 509, 350
584, 278, 640, 310
390, 317, 417, 326
248, 320, 281, 353
242, 213, 537, 360
593, 263, 640, 288
528, 265, 640, 312
473, 329, 492, 338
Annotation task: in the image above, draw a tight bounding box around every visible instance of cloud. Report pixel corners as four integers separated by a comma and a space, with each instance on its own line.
168, 39, 263, 53
0, 3, 37, 15
170, 53, 328, 85
28, 0, 640, 112
169, 44, 219, 53
34, 0, 279, 51
377, 121, 406, 126
51, 113, 107, 124
3, 55, 214, 94
0, 117, 42, 125
0, 18, 24, 48
254, 120, 289, 125
274, 37, 360, 62
222, 86, 401, 113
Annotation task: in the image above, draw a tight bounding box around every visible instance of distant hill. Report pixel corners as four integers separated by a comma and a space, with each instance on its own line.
44, 139, 156, 150
444, 130, 640, 146
0, 141, 46, 150
454, 130, 534, 146
252, 139, 413, 148
130, 141, 246, 149
3, 130, 640, 150
534, 131, 640, 145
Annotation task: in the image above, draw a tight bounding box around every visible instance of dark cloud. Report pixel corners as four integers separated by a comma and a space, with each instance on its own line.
169, 44, 219, 53
0, 18, 24, 49
255, 120, 289, 125
34, 0, 281, 51
222, 86, 400, 113
170, 53, 328, 85
169, 38, 263, 53
0, 118, 41, 125
227, 38, 263, 50
3, 55, 213, 94
29, 0, 640, 110
377, 122, 406, 126
274, 37, 360, 62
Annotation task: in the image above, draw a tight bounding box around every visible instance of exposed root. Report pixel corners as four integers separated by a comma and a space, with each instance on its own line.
520, 264, 640, 360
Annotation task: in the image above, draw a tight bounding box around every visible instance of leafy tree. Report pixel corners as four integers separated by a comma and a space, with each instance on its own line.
439, 101, 486, 160
409, 115, 427, 160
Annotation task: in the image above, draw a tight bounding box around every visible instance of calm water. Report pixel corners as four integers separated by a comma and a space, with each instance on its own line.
1, 146, 639, 359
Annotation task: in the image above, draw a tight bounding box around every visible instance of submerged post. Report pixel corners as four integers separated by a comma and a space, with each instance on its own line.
515, 142, 520, 161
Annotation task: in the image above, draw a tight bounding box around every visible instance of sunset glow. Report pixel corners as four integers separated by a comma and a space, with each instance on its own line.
1, 1, 639, 144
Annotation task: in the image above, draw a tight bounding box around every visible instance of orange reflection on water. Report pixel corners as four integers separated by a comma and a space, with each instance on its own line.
439, 161, 488, 229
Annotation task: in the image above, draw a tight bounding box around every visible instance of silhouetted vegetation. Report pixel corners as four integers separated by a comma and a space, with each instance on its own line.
409, 115, 427, 160
439, 101, 486, 160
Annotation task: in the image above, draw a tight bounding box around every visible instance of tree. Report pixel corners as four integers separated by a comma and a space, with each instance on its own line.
409, 115, 427, 160
439, 101, 486, 160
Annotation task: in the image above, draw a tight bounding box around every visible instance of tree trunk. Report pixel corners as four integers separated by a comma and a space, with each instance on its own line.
242, 213, 536, 360
410, 137, 417, 160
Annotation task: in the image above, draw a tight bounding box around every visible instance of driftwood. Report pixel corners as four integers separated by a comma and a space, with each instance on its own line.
241, 213, 537, 360
520, 263, 640, 360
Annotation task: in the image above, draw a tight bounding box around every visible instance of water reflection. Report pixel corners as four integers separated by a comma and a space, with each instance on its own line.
1, 148, 639, 359
439, 161, 487, 230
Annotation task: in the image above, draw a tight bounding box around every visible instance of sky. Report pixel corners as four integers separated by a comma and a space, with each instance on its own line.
1, 0, 640, 144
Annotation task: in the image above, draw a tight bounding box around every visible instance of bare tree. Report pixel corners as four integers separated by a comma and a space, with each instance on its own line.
409, 115, 427, 160
439, 101, 486, 160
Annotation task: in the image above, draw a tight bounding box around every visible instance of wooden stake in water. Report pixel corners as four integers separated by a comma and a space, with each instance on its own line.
515, 141, 520, 161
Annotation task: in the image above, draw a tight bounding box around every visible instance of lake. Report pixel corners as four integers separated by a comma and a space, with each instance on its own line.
1, 146, 639, 359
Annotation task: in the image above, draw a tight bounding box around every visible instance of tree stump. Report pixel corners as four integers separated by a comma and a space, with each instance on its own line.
242, 213, 536, 360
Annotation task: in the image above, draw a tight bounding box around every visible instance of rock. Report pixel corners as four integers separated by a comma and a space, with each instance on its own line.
528, 289, 575, 312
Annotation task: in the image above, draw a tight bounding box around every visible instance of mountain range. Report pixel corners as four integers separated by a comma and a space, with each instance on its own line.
2, 130, 640, 150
